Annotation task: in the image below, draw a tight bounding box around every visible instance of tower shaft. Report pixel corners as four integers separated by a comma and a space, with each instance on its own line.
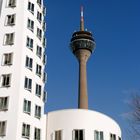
75, 49, 91, 109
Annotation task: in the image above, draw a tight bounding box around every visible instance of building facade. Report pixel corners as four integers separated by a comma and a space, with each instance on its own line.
47, 109, 122, 140
0, 0, 47, 140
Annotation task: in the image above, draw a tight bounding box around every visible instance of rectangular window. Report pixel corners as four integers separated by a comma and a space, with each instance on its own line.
0, 121, 6, 136
37, 0, 42, 6
94, 130, 104, 140
22, 123, 30, 138
35, 84, 41, 97
5, 14, 15, 26
24, 77, 32, 91
28, 1, 34, 14
1, 74, 11, 87
2, 53, 13, 66
43, 21, 46, 31
55, 130, 62, 140
36, 64, 42, 77
43, 91, 47, 102
118, 137, 121, 140
26, 37, 33, 50
43, 72, 47, 83
37, 28, 42, 40
34, 128, 41, 140
43, 53, 46, 64
27, 18, 34, 32
37, 11, 42, 23
36, 45, 42, 58
43, 37, 46, 47
23, 99, 31, 114
4, 33, 14, 45
25, 56, 33, 70
0, 97, 9, 111
43, 6, 46, 16
110, 134, 116, 140
73, 130, 84, 140
8, 0, 16, 7
35, 105, 41, 118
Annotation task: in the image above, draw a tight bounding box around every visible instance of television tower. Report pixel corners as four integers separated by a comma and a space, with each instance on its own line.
70, 6, 96, 109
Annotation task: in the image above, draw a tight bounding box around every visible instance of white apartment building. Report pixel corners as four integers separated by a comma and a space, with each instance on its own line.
0, 0, 47, 140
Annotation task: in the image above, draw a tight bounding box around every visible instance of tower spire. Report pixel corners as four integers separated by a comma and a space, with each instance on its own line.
80, 6, 84, 31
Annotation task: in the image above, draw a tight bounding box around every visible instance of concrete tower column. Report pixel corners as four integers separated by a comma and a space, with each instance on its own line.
75, 49, 91, 109
70, 6, 96, 109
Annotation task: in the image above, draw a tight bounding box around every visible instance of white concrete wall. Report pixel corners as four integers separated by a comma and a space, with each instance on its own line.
47, 109, 122, 140
0, 0, 47, 140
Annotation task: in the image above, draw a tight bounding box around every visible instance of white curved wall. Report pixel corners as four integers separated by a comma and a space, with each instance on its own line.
46, 109, 121, 140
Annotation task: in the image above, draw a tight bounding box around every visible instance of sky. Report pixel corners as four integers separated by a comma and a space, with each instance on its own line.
44, 0, 140, 140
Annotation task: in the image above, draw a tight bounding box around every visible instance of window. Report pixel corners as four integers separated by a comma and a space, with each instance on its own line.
73, 130, 84, 140
26, 37, 33, 50
23, 99, 31, 114
0, 121, 6, 136
43, 37, 46, 47
35, 105, 41, 118
110, 134, 116, 140
36, 45, 42, 58
37, 0, 42, 6
24, 77, 32, 91
55, 130, 62, 140
94, 130, 104, 140
36, 64, 42, 77
118, 137, 121, 140
1, 74, 11, 87
22, 123, 30, 139
37, 28, 42, 40
5, 14, 15, 26
0, 97, 9, 111
43, 6, 46, 16
28, 1, 34, 14
37, 11, 42, 23
25, 56, 33, 70
43, 72, 47, 83
8, 0, 16, 7
43, 91, 47, 102
4, 33, 14, 45
43, 53, 46, 64
43, 21, 46, 31
35, 84, 41, 97
34, 128, 41, 140
2, 53, 13, 65
27, 18, 34, 32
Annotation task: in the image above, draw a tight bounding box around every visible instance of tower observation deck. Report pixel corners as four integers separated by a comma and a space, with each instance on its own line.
70, 6, 96, 109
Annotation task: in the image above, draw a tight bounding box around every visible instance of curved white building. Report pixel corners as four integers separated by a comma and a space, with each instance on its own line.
46, 109, 122, 140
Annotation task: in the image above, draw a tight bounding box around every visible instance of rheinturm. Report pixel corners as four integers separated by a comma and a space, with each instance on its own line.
70, 6, 95, 109
46, 6, 122, 140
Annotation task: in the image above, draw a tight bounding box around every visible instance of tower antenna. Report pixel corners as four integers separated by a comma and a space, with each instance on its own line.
80, 6, 84, 31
